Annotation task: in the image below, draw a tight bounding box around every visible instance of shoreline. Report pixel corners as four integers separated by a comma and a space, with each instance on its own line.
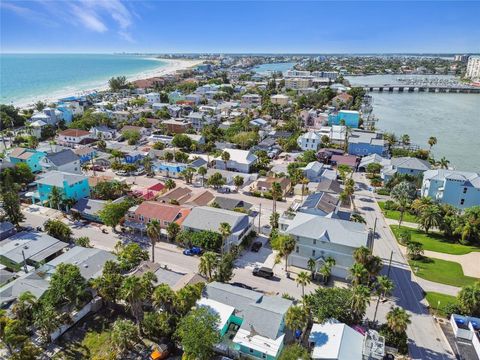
10, 58, 203, 109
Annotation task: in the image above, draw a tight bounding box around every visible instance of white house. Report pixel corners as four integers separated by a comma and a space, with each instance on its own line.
297, 131, 321, 151
214, 148, 258, 174
39, 149, 81, 174
58, 129, 92, 147
143, 92, 160, 105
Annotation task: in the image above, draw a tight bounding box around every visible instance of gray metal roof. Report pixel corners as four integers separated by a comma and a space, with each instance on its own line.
45, 149, 79, 166
35, 170, 87, 187
390, 157, 430, 171
204, 282, 292, 339
0, 231, 68, 264
47, 246, 116, 279
182, 206, 250, 235
0, 271, 49, 305
71, 198, 107, 217
213, 196, 252, 211
285, 213, 368, 248
423, 169, 480, 189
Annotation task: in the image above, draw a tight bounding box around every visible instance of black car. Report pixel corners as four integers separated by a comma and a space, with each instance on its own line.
251, 241, 262, 252
252, 267, 274, 279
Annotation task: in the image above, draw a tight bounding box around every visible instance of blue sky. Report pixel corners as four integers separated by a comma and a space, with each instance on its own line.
1, 1, 479, 53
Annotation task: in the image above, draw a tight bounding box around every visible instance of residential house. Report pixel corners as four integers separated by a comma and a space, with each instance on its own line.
90, 126, 117, 140
330, 154, 358, 169
71, 197, 123, 223
297, 131, 321, 151
421, 169, 480, 210
270, 94, 289, 106
249, 118, 270, 129
32, 171, 90, 205
187, 112, 217, 131
256, 177, 291, 196
241, 94, 262, 108
382, 157, 431, 182
309, 320, 364, 360
212, 196, 253, 212
348, 130, 388, 157
185, 190, 215, 207
331, 93, 353, 109
296, 192, 341, 218
317, 125, 347, 145
285, 77, 312, 89
279, 213, 370, 278
303, 161, 325, 182
58, 129, 93, 147
214, 148, 258, 174
39, 149, 81, 173
29, 107, 62, 126
199, 282, 293, 360
205, 168, 258, 186
168, 90, 185, 104
125, 201, 191, 234
157, 187, 192, 205
143, 92, 160, 105
357, 154, 390, 172
154, 162, 188, 177
162, 118, 192, 134
74, 147, 97, 164
328, 110, 360, 128
124, 150, 146, 164
0, 231, 68, 271
8, 147, 46, 173
120, 125, 149, 137
182, 206, 254, 252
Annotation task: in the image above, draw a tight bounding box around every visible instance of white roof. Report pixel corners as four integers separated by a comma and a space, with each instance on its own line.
233, 328, 284, 357
299, 131, 321, 141
309, 321, 364, 360
215, 148, 257, 164
197, 298, 235, 331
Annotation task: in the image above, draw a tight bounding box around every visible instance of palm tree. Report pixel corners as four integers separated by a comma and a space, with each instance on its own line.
300, 177, 309, 202
219, 222, 232, 254
391, 181, 416, 228
307, 258, 316, 280
271, 182, 283, 215
111, 319, 139, 353
350, 213, 366, 224
372, 275, 394, 323
428, 136, 437, 150
406, 241, 424, 260
11, 291, 37, 324
295, 271, 311, 298
48, 186, 64, 210
146, 220, 161, 263
411, 197, 433, 215
349, 263, 368, 286
350, 284, 371, 323
272, 234, 296, 273
353, 246, 371, 265
386, 306, 411, 334
285, 305, 308, 334
437, 157, 450, 169
120, 275, 154, 326
197, 166, 207, 187
142, 156, 153, 176
152, 283, 176, 313
344, 178, 355, 209
418, 204, 442, 234
198, 252, 218, 281
400, 134, 410, 146
221, 151, 230, 169
166, 222, 180, 242
233, 175, 244, 192
165, 179, 176, 190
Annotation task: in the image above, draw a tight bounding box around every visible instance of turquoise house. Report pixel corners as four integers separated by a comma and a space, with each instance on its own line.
9, 147, 46, 173
31, 171, 90, 206
200, 282, 292, 360
328, 110, 360, 128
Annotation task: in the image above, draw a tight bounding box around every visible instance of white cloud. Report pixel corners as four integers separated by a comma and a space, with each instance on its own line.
70, 3, 108, 33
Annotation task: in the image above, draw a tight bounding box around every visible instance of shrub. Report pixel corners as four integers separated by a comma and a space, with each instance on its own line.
383, 200, 398, 211
376, 188, 390, 196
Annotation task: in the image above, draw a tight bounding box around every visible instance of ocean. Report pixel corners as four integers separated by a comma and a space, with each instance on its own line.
347, 75, 480, 171
0, 54, 166, 105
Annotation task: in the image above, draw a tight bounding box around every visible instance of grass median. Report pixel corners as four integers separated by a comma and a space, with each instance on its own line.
409, 257, 478, 287
391, 225, 480, 255
425, 292, 458, 317
378, 201, 418, 223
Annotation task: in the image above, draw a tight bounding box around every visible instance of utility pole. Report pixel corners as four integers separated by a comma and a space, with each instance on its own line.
258, 203, 262, 233
22, 250, 28, 273
386, 250, 393, 277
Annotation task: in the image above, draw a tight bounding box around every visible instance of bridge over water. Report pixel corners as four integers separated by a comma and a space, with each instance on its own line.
364, 85, 480, 94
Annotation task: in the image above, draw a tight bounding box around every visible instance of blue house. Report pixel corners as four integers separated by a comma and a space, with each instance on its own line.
382, 157, 431, 183
124, 150, 145, 164
9, 147, 46, 173
31, 171, 90, 207
199, 282, 293, 360
328, 110, 360, 128
347, 130, 388, 157
56, 104, 74, 124
421, 169, 480, 210
154, 162, 187, 176
74, 147, 97, 164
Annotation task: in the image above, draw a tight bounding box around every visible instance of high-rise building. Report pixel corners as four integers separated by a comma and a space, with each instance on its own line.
466, 56, 480, 80
454, 54, 469, 63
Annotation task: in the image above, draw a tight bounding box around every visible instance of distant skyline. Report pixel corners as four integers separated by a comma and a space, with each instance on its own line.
1, 1, 479, 54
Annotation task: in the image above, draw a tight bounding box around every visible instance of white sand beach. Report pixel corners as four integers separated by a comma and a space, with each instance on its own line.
15, 58, 203, 108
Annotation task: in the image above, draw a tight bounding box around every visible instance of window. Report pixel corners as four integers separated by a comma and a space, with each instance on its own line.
312, 250, 316, 257
249, 349, 254, 354
313, 239, 316, 245
296, 246, 299, 253
463, 187, 468, 194
262, 354, 266, 359
460, 199, 465, 205
139, 215, 144, 222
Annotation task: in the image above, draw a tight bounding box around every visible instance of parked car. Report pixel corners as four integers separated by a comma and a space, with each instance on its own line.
183, 246, 203, 256
92, 165, 105, 172
132, 168, 145, 176
251, 241, 262, 252
252, 266, 274, 279
115, 170, 129, 176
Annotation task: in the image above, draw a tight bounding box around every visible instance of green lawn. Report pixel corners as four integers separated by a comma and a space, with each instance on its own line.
391, 225, 480, 255
378, 201, 418, 223
425, 292, 458, 317
409, 257, 478, 287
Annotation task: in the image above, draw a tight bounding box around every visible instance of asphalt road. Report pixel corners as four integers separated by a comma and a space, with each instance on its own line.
353, 173, 455, 360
